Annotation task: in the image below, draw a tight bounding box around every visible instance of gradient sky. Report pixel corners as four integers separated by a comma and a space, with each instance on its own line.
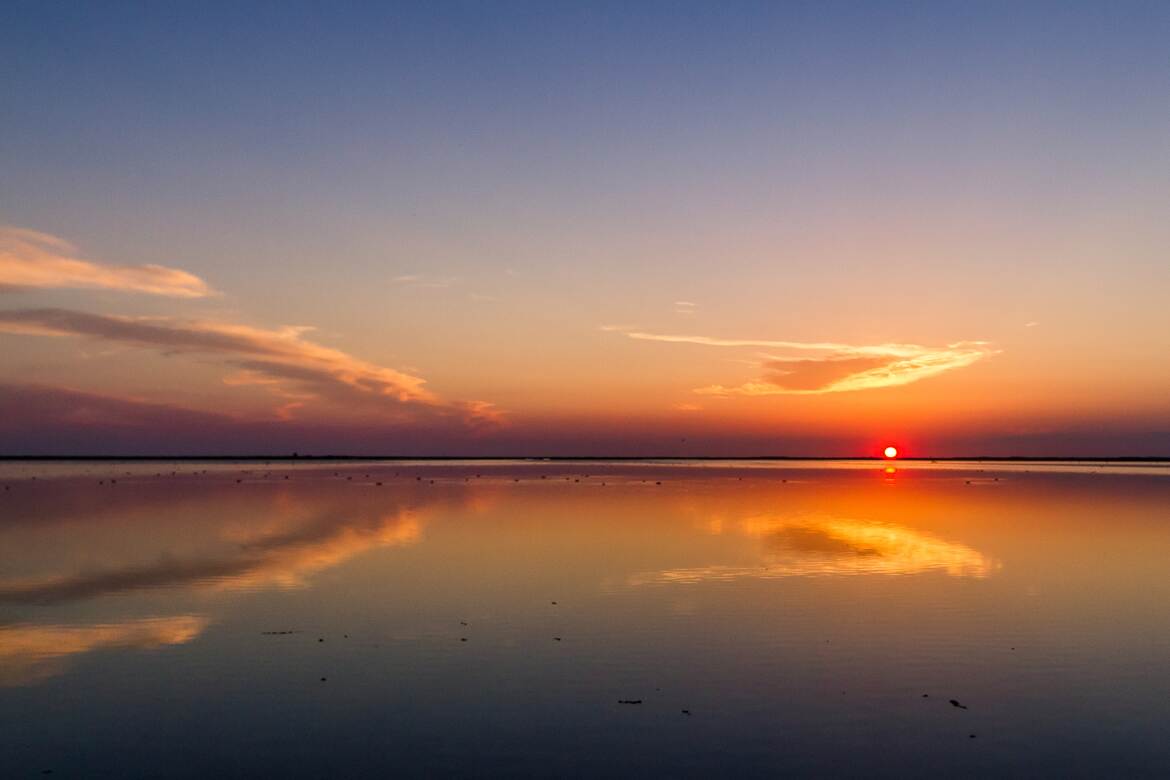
1, 1, 1168, 455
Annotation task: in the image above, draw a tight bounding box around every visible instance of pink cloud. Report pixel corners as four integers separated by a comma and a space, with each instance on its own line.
0, 227, 213, 297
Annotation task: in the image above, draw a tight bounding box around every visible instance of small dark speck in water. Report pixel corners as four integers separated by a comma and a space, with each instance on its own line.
950, 699, 968, 709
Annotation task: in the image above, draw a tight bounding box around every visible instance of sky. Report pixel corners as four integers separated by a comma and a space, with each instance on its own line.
1, 1, 1168, 456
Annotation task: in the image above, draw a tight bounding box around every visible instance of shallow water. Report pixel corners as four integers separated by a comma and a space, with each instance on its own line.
1, 460, 1169, 777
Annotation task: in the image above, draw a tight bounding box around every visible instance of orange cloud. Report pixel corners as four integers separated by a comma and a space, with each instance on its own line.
0, 227, 213, 297
0, 616, 207, 686
0, 308, 502, 425
611, 328, 995, 394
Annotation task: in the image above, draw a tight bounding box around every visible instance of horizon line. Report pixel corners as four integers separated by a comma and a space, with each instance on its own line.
1, 455, 1167, 463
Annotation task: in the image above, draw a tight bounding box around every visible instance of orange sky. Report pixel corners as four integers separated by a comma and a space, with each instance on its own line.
1, 5, 1168, 455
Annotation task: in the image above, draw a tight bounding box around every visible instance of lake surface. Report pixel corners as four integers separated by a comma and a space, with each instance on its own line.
1, 459, 1169, 777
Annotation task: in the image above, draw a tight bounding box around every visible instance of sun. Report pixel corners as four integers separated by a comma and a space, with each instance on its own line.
883, 445, 898, 459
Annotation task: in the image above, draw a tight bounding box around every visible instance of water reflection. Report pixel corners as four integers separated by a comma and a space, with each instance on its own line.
3, 463, 1170, 777
631, 514, 996, 585
0, 616, 207, 686
0, 508, 422, 605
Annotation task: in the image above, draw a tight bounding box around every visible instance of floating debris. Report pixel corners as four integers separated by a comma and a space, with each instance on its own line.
617, 699, 642, 705
950, 699, 968, 710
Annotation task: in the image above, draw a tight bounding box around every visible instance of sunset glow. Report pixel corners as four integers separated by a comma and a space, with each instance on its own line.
0, 3, 1166, 459
1, 6, 1167, 775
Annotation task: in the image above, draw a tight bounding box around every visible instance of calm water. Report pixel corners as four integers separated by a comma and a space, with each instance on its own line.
1, 460, 1169, 777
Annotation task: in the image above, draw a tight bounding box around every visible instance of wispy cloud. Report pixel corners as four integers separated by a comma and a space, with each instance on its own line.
0, 308, 502, 425
674, 301, 697, 315
610, 328, 995, 395
391, 274, 458, 289
0, 227, 213, 298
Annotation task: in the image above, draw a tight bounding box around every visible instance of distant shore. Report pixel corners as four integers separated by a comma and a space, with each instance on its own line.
1, 455, 1167, 463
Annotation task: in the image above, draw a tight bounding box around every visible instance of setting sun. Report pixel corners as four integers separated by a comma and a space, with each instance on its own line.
0, 4, 1166, 776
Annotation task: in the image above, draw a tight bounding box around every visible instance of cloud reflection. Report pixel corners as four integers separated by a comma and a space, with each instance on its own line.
0, 509, 422, 605
0, 616, 207, 686
631, 514, 996, 585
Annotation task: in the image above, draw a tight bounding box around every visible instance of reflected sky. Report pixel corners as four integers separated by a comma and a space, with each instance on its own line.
2, 461, 1170, 776
0, 507, 422, 605
630, 513, 997, 585
0, 616, 207, 687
